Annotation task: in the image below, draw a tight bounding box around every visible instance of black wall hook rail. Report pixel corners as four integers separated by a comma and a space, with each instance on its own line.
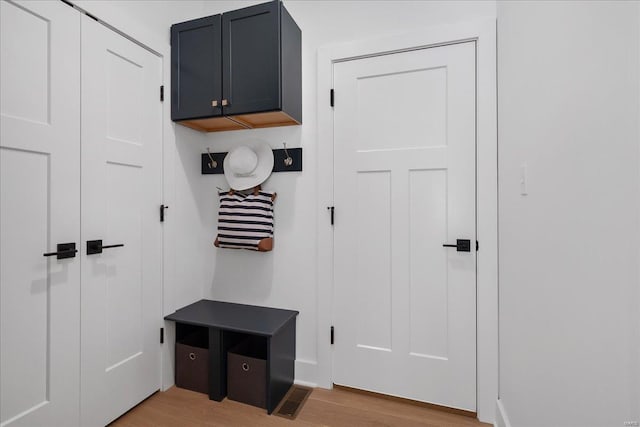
202, 147, 303, 175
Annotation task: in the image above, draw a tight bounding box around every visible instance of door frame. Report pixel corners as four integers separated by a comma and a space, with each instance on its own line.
316, 19, 497, 424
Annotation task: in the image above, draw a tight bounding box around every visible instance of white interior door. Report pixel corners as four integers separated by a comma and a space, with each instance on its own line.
333, 42, 476, 411
80, 15, 163, 426
0, 1, 81, 426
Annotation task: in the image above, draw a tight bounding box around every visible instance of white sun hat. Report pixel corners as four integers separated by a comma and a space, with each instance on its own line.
223, 140, 274, 191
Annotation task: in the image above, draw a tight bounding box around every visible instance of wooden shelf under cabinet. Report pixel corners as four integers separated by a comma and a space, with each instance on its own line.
178, 111, 301, 133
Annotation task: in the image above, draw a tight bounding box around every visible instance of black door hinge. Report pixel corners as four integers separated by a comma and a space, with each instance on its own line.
160, 327, 164, 344
330, 326, 334, 345
330, 89, 334, 107
476, 240, 479, 251
327, 206, 334, 225
160, 85, 164, 102
160, 204, 168, 222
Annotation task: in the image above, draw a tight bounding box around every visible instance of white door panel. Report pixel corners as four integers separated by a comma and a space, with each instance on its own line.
0, 1, 80, 426
1, 5, 162, 426
80, 15, 162, 427
333, 42, 476, 411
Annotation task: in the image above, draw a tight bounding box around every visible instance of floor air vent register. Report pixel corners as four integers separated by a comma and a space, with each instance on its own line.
273, 385, 313, 420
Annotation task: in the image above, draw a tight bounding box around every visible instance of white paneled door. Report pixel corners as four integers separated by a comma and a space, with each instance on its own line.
80, 15, 163, 427
0, 1, 81, 426
333, 42, 477, 411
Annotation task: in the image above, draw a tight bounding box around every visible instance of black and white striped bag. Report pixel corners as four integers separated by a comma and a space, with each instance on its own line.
214, 190, 275, 251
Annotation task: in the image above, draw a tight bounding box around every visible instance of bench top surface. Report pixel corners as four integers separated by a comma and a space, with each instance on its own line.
164, 299, 299, 336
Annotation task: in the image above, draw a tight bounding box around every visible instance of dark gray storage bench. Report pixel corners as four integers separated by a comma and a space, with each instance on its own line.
164, 299, 298, 414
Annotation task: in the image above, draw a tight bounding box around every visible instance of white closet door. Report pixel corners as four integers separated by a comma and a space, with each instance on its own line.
80, 15, 163, 427
333, 42, 477, 411
0, 1, 81, 426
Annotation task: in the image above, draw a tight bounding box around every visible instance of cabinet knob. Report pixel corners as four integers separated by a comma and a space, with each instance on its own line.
211, 100, 218, 107
221, 99, 229, 106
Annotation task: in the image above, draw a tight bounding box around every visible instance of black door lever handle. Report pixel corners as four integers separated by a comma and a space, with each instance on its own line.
102, 244, 124, 249
87, 240, 124, 255
43, 243, 78, 259
443, 239, 471, 252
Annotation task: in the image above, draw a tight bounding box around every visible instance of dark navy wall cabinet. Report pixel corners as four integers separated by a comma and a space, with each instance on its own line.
170, 1, 302, 132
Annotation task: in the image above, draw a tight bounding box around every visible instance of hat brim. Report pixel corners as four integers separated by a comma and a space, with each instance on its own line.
223, 141, 274, 191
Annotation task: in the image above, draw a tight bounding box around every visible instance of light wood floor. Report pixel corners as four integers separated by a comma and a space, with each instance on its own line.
110, 386, 491, 427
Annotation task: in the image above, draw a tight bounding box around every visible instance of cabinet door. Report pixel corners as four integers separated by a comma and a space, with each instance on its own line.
171, 15, 222, 121
222, 1, 280, 116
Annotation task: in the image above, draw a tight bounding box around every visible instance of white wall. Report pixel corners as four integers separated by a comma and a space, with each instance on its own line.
194, 0, 496, 386
497, 1, 640, 426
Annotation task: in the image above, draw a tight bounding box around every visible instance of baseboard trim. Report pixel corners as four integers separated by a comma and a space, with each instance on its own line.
294, 379, 317, 388
295, 359, 318, 387
495, 399, 512, 427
